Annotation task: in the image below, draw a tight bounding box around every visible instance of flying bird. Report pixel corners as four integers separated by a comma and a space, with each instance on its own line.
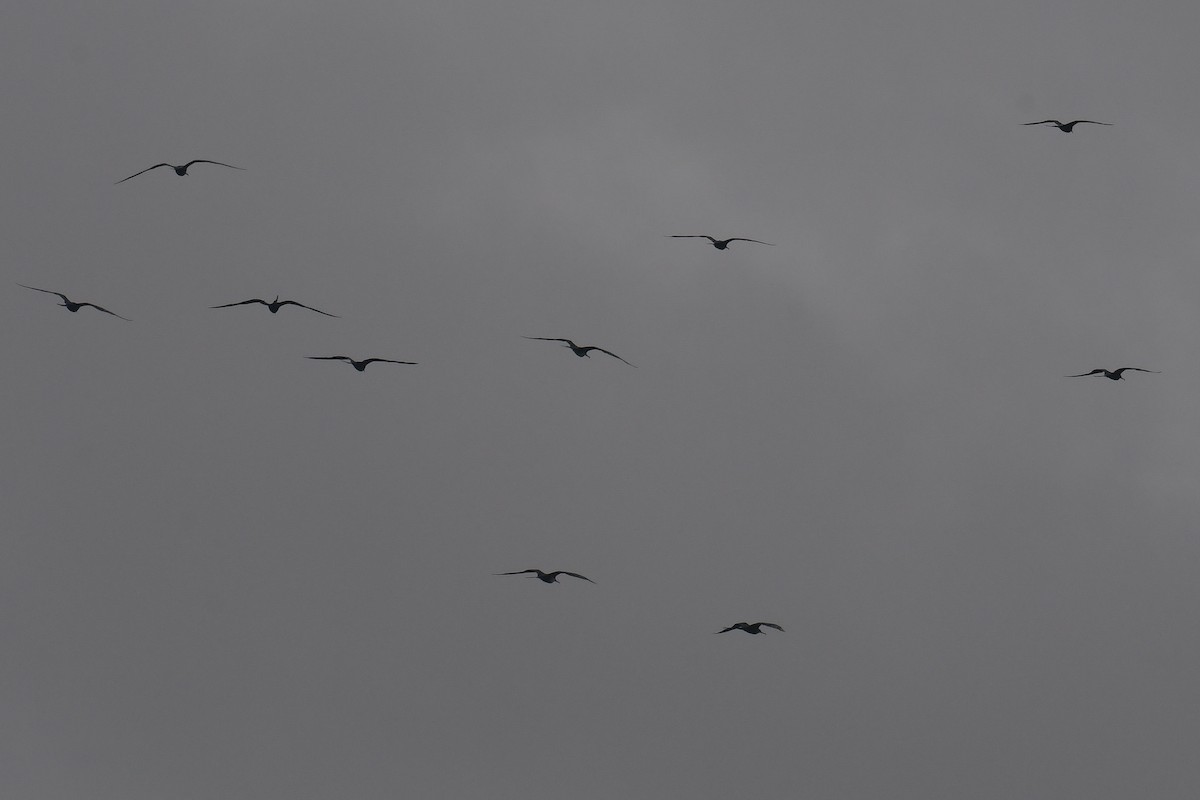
715, 622, 785, 635
1066, 367, 1160, 381
210, 296, 339, 317
115, 160, 245, 184
19, 284, 130, 320
306, 356, 417, 371
524, 337, 636, 367
669, 235, 775, 249
1022, 120, 1113, 133
496, 569, 596, 584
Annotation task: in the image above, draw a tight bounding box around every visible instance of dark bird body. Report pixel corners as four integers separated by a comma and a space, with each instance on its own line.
307, 356, 417, 371
1066, 367, 1160, 381
211, 296, 338, 317
1022, 119, 1113, 133
716, 622, 785, 635
524, 337, 636, 367
496, 569, 595, 584
116, 160, 245, 183
670, 235, 775, 249
19, 284, 130, 320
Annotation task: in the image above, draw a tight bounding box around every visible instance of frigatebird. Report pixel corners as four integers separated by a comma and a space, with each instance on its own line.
306, 356, 417, 371
1066, 367, 1160, 381
669, 235, 775, 249
496, 569, 596, 584
211, 296, 339, 317
524, 337, 636, 367
19, 284, 130, 320
115, 160, 245, 184
715, 622, 785, 635
1022, 120, 1113, 133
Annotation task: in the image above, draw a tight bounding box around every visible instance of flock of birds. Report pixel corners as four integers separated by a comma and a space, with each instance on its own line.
21, 119, 1152, 638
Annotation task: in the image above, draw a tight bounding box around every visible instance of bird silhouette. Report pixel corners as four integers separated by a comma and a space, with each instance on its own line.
115, 160, 245, 184
496, 569, 595, 584
669, 235, 775, 249
19, 284, 131, 320
1022, 120, 1113, 133
1066, 367, 1160, 381
524, 337, 636, 367
210, 296, 339, 317
306, 356, 417, 371
715, 622, 785, 635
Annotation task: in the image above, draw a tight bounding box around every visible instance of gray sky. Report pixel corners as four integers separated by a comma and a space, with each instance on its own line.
4, 1, 1200, 798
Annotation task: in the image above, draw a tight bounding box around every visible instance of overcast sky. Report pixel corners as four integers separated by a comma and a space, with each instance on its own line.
4, 1, 1200, 798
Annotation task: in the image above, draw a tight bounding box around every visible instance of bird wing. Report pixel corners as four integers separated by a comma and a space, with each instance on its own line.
79, 302, 131, 321
495, 570, 540, 576
183, 160, 246, 170
276, 300, 339, 317
18, 284, 71, 303
360, 358, 418, 366
210, 298, 268, 309
757, 623, 785, 632
715, 626, 739, 634
1114, 367, 1160, 375
590, 347, 637, 367
306, 356, 352, 362
1022, 120, 1063, 126
726, 238, 775, 246
559, 571, 595, 583
1066, 369, 1106, 377
670, 235, 718, 243
524, 336, 575, 345
1067, 120, 1112, 126
115, 163, 173, 184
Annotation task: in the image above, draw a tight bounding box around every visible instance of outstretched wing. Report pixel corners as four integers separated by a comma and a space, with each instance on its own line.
361, 358, 418, 367
756, 622, 785, 632
210, 298, 268, 309
726, 238, 775, 246
590, 347, 637, 367
1114, 367, 1160, 375
276, 300, 339, 317
19, 284, 70, 303
1066, 120, 1112, 126
715, 626, 738, 634
307, 356, 352, 362
183, 159, 245, 171
1022, 120, 1063, 126
495, 570, 540, 576
558, 571, 595, 583
115, 163, 173, 184
79, 302, 131, 321
670, 235, 718, 243
524, 336, 575, 345
1066, 369, 1106, 377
